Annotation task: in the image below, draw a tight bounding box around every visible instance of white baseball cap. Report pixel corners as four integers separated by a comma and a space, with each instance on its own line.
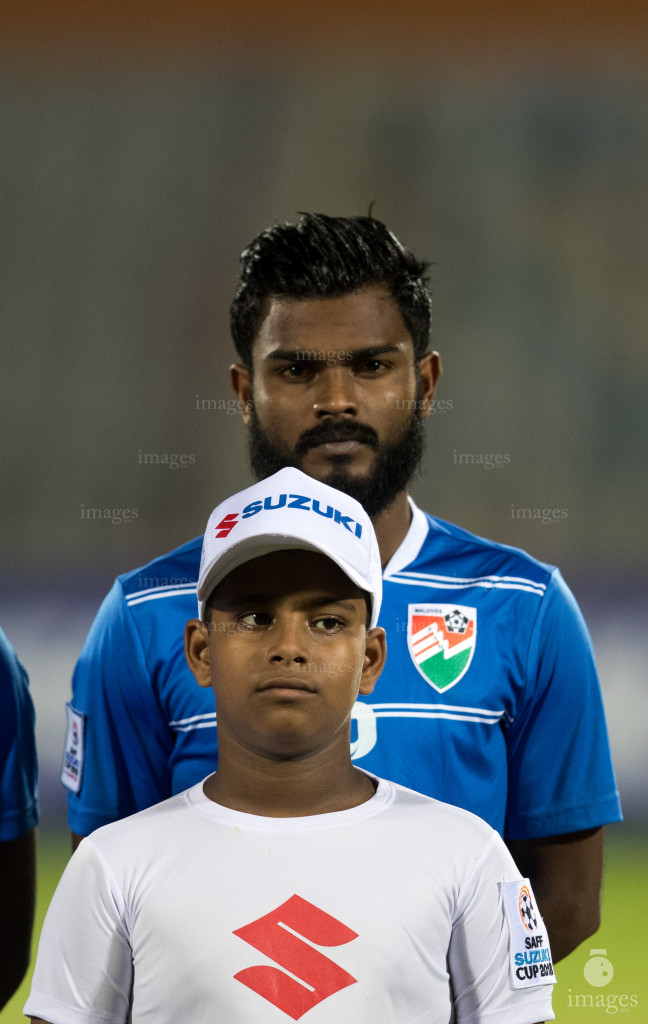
197, 467, 382, 627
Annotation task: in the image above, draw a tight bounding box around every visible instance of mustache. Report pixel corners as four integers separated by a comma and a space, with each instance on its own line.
294, 420, 379, 456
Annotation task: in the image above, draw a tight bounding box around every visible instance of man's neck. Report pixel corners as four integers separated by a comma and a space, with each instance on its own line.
204, 740, 376, 818
372, 490, 412, 568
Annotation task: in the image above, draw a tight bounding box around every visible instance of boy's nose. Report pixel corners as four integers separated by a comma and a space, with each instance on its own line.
270, 652, 306, 664
267, 620, 307, 664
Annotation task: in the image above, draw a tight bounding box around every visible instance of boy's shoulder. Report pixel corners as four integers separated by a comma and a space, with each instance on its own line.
84, 776, 498, 844
84, 788, 192, 858
79, 777, 506, 891
385, 776, 501, 842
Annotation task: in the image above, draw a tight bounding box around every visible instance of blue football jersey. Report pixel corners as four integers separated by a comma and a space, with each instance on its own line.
0, 627, 39, 840
65, 504, 621, 839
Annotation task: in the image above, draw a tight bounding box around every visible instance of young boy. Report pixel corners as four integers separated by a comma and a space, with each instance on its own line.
26, 468, 555, 1024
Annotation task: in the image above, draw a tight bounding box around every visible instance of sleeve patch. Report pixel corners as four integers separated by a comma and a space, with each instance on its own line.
501, 878, 556, 990
61, 704, 85, 794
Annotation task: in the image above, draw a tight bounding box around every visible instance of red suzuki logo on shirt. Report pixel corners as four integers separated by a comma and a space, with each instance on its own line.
233, 894, 358, 1019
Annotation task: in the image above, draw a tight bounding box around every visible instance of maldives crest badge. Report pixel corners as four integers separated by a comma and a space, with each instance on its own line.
408, 604, 477, 692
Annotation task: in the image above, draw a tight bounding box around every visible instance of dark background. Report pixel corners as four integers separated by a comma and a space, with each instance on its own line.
1, 0, 646, 828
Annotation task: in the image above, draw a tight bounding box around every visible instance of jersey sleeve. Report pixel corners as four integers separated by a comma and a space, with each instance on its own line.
0, 629, 38, 841
24, 838, 133, 1024
449, 832, 555, 1024
505, 570, 622, 839
65, 580, 174, 836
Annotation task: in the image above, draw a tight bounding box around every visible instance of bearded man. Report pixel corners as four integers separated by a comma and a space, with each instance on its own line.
65, 213, 621, 960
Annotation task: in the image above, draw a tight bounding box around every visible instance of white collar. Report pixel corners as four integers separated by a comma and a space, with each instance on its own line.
382, 497, 429, 578
184, 775, 394, 831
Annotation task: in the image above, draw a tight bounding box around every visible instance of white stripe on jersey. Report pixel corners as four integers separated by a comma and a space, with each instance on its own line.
170, 705, 508, 733
127, 586, 197, 607
125, 572, 545, 605
169, 713, 217, 732
386, 570, 546, 597
360, 702, 511, 725
126, 582, 197, 600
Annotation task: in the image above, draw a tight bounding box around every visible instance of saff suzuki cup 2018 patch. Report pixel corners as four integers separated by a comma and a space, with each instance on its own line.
501, 879, 556, 990
407, 604, 476, 692
61, 704, 85, 794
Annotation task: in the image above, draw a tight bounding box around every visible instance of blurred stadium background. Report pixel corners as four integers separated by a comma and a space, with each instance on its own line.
2, 1, 647, 1019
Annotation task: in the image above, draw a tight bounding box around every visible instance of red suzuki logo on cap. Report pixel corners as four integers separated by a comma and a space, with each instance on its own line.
214, 513, 239, 538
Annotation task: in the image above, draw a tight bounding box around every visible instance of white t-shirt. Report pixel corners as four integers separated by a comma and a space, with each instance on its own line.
26, 778, 555, 1024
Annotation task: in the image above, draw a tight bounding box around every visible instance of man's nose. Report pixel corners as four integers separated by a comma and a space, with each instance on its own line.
313, 367, 358, 418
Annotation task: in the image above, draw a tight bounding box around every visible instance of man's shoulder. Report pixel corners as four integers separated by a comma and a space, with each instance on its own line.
74, 537, 204, 687
0, 628, 32, 746
114, 535, 202, 602
409, 508, 557, 590
0, 627, 28, 698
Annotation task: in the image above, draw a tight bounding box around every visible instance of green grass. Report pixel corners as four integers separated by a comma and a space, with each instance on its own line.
4, 831, 646, 1022
549, 833, 646, 1021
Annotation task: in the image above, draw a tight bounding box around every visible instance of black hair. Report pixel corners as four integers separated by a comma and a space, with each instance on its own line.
230, 212, 432, 369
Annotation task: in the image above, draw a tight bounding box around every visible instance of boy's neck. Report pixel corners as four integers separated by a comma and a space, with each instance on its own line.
203, 744, 377, 818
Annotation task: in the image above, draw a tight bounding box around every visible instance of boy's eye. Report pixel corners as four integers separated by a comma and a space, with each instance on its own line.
240, 611, 272, 627
313, 616, 343, 632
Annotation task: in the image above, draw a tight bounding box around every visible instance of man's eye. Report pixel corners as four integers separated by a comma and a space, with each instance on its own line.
355, 359, 387, 374
278, 363, 312, 378
240, 612, 271, 626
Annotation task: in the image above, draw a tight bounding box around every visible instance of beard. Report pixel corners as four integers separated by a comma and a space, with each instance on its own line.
246, 400, 425, 520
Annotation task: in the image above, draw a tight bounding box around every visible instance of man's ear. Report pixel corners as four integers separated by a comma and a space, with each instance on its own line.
185, 619, 212, 689
418, 351, 442, 421
229, 363, 253, 428
358, 627, 387, 697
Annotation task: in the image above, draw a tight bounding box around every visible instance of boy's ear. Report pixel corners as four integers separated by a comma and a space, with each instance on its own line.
358, 627, 387, 697
185, 619, 212, 689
